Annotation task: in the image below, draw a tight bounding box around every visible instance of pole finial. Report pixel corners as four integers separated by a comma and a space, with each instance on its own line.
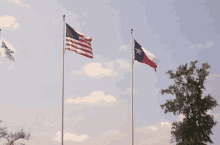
131, 28, 133, 33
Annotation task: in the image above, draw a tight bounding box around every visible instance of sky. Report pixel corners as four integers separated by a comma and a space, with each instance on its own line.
0, 0, 220, 145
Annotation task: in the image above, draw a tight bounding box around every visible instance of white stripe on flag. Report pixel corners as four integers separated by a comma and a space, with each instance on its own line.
141, 47, 160, 65
66, 36, 91, 47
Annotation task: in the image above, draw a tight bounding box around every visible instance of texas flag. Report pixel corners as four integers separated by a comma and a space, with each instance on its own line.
134, 39, 160, 72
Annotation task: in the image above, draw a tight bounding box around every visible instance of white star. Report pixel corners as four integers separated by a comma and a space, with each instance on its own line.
136, 48, 142, 55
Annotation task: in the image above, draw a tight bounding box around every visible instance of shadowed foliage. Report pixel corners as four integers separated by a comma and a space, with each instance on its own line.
0, 120, 30, 145
160, 60, 219, 145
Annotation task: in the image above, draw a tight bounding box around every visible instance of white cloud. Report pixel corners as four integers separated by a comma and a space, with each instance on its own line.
177, 114, 186, 122
206, 41, 214, 47
83, 12, 88, 16
148, 125, 158, 131
119, 45, 128, 51
121, 87, 138, 95
84, 62, 116, 77
135, 121, 173, 145
0, 104, 174, 145
66, 90, 118, 106
206, 110, 210, 115
178, 110, 219, 122
0, 105, 64, 145
204, 73, 220, 100
197, 44, 204, 48
7, 63, 15, 69
54, 120, 172, 145
45, 121, 54, 127
72, 62, 118, 79
72, 58, 139, 79
101, 129, 120, 138
104, 59, 131, 70
12, 22, 19, 28
161, 121, 172, 127
189, 41, 214, 50
0, 15, 20, 31
213, 114, 220, 119
206, 110, 220, 119
206, 73, 220, 81
54, 131, 89, 142
4, 0, 31, 9
86, 129, 127, 144
188, 46, 195, 50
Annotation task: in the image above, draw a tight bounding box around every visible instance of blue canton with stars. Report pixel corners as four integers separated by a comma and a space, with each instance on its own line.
66, 23, 79, 40
134, 39, 144, 62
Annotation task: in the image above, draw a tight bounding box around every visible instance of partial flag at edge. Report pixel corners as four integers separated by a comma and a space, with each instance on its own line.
0, 37, 17, 64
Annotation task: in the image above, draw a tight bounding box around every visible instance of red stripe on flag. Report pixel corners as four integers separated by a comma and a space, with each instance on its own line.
65, 43, 92, 54
79, 34, 92, 41
66, 39, 92, 50
78, 52, 93, 58
142, 54, 157, 71
65, 30, 93, 59
79, 38, 91, 47
66, 47, 93, 58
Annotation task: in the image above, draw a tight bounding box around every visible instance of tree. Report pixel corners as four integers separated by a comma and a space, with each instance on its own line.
160, 60, 219, 145
0, 120, 30, 145
0, 120, 7, 138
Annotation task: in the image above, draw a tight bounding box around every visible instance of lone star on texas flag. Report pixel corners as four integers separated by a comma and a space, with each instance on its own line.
136, 48, 142, 55
134, 39, 160, 72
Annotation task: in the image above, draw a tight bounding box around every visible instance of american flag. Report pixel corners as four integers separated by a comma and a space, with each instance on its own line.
65, 23, 93, 59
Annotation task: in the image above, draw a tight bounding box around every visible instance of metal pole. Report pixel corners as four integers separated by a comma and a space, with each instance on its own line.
131, 28, 134, 145
0, 29, 1, 48
61, 15, 65, 145
0, 29, 1, 43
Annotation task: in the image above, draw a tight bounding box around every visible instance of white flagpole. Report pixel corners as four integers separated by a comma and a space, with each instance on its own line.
0, 29, 1, 47
131, 28, 134, 145
0, 29, 2, 44
61, 15, 65, 145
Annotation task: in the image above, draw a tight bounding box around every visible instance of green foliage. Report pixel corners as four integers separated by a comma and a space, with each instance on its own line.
160, 60, 219, 145
0, 120, 30, 145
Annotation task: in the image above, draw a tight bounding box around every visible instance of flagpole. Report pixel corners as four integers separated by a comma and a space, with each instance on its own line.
131, 28, 134, 145
0, 29, 1, 42
0, 29, 1, 47
61, 15, 65, 145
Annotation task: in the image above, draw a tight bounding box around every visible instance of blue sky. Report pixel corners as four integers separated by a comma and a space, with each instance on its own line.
0, 0, 219, 145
